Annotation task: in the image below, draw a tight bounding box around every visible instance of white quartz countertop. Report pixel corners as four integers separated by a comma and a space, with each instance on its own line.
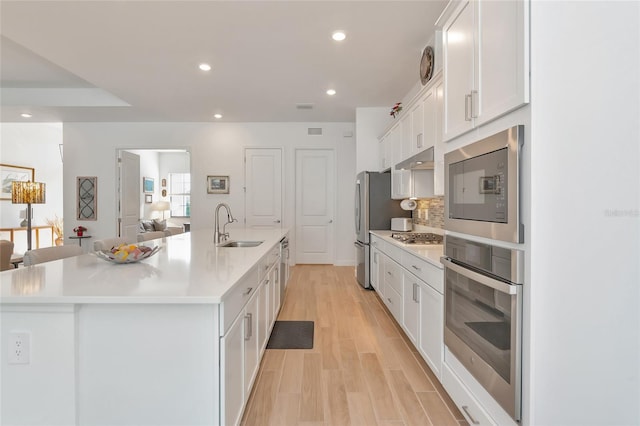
0, 228, 288, 305
370, 230, 444, 269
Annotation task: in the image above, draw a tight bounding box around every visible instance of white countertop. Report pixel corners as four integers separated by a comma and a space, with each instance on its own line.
0, 228, 288, 305
370, 230, 444, 269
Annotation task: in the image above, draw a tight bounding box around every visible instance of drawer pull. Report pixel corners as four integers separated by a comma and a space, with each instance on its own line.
462, 406, 480, 425
387, 271, 392, 276
387, 297, 393, 304
411, 265, 421, 271
243, 287, 253, 296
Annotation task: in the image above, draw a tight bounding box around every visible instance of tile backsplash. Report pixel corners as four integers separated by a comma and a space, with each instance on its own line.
412, 196, 444, 229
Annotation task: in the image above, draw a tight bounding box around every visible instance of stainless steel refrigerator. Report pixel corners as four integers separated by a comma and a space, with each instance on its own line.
354, 171, 410, 288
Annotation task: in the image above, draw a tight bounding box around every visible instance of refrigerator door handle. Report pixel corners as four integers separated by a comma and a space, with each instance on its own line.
355, 181, 361, 235
354, 241, 365, 248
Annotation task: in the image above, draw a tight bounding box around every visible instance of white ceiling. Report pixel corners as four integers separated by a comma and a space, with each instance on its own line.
0, 1, 447, 123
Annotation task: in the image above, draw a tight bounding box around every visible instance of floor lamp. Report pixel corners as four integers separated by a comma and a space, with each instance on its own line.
12, 181, 46, 252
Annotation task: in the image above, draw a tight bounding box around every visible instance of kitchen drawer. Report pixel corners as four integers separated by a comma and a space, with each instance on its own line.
258, 244, 280, 280
384, 242, 404, 263
401, 251, 443, 294
370, 234, 385, 252
442, 362, 495, 426
220, 266, 260, 335
384, 258, 403, 295
384, 285, 402, 323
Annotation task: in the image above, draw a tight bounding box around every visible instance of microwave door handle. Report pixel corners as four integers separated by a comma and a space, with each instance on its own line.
441, 257, 517, 295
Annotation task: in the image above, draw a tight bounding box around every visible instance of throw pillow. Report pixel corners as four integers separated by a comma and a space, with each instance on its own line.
153, 219, 167, 231
141, 220, 155, 232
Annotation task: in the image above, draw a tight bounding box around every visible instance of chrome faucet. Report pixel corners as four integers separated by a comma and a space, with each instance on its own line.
214, 203, 237, 244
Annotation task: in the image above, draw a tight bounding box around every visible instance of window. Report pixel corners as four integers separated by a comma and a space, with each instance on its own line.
168, 173, 191, 217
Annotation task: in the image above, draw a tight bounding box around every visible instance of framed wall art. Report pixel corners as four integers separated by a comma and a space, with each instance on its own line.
145, 194, 153, 203
143, 177, 154, 193
1, 164, 35, 200
77, 176, 97, 220
207, 175, 229, 194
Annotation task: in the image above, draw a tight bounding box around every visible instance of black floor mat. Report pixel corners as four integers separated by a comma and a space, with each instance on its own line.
266, 321, 314, 349
465, 321, 510, 350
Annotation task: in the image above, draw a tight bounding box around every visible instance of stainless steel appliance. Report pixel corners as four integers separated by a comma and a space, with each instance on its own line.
354, 171, 409, 288
444, 125, 524, 243
391, 232, 443, 245
391, 217, 412, 231
441, 235, 524, 421
279, 236, 289, 304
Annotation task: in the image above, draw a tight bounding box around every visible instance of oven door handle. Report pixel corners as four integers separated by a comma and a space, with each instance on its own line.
441, 257, 518, 295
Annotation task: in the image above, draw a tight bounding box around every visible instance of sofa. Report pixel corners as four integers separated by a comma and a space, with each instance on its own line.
138, 219, 184, 237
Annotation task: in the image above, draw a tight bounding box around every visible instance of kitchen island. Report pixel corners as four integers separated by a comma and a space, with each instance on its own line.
0, 228, 288, 426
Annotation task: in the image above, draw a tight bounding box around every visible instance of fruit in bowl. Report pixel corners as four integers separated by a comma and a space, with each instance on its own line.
95, 243, 160, 264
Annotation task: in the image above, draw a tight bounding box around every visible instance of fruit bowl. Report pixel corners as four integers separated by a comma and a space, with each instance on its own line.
94, 243, 160, 264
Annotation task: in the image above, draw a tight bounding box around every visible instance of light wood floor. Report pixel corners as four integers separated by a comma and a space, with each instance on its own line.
241, 265, 468, 426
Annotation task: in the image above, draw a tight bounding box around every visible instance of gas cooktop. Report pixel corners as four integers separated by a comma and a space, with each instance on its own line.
391, 232, 443, 245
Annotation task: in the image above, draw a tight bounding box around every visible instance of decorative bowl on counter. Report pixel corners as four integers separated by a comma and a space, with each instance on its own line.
94, 244, 160, 264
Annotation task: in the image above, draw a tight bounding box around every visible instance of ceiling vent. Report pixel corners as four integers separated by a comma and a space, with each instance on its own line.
296, 103, 314, 110
308, 128, 323, 136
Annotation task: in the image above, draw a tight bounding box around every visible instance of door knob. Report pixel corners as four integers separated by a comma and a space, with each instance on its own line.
328, 219, 333, 224
274, 219, 281, 223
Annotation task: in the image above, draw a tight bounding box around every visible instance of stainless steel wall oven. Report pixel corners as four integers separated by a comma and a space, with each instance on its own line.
442, 235, 524, 421
445, 125, 524, 243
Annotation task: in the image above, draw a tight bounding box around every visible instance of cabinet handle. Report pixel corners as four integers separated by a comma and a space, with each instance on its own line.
243, 287, 253, 296
387, 297, 393, 304
244, 313, 253, 340
265, 279, 269, 285
411, 264, 421, 271
416, 133, 423, 149
387, 271, 392, 276
413, 283, 418, 303
464, 94, 472, 121
470, 90, 478, 119
462, 406, 480, 425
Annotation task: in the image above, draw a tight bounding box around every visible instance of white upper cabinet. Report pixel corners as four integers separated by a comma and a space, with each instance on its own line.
433, 78, 445, 195
442, 0, 529, 142
411, 98, 426, 157
443, 0, 475, 141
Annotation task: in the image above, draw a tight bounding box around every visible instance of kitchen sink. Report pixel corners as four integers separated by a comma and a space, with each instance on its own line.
218, 240, 264, 248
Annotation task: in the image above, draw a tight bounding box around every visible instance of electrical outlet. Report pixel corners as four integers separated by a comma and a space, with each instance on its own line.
8, 331, 30, 364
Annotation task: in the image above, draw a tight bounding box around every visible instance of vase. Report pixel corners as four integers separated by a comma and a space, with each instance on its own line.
76, 231, 83, 237
55, 237, 64, 246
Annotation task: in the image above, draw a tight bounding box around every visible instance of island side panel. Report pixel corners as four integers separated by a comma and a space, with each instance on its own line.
1, 304, 77, 425
77, 303, 219, 425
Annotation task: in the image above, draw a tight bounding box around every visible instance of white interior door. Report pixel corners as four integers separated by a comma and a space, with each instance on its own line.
118, 151, 140, 239
244, 148, 282, 228
295, 149, 334, 264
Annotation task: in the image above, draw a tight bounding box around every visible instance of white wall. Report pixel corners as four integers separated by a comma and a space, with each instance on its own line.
63, 122, 356, 265
355, 107, 391, 173
528, 2, 640, 425
0, 123, 64, 229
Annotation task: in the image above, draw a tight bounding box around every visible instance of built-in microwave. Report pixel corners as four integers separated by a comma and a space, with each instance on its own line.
444, 125, 524, 243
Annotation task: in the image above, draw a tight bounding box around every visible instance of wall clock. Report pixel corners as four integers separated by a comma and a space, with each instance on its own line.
420, 46, 434, 85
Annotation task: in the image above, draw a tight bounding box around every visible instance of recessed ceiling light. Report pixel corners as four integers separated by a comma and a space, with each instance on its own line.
199, 63, 212, 71
332, 31, 346, 42
326, 89, 336, 96
213, 113, 222, 119
20, 113, 32, 118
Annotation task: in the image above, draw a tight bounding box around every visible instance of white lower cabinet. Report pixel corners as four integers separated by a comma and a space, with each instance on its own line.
442, 362, 494, 426
402, 271, 420, 345
243, 291, 260, 395
221, 309, 245, 426
220, 242, 284, 426
418, 279, 443, 377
